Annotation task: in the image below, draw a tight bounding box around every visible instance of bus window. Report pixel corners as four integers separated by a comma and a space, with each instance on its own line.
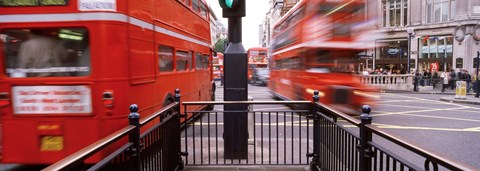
176, 50, 191, 71
195, 52, 202, 69
199, 2, 208, 19
192, 0, 200, 12
159, 45, 174, 72
202, 54, 209, 69
3, 28, 90, 77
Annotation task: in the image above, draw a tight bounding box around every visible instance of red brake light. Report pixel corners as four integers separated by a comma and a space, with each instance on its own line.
102, 91, 114, 108
0, 92, 10, 107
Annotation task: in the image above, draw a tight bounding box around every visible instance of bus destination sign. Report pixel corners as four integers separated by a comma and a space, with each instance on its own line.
0, 0, 68, 7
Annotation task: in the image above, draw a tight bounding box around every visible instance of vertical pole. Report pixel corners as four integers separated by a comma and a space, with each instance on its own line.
223, 14, 248, 160
475, 51, 480, 97
359, 105, 373, 171
174, 89, 186, 170
128, 104, 141, 171
308, 90, 320, 171
174, 89, 181, 113
407, 33, 412, 74
228, 17, 242, 43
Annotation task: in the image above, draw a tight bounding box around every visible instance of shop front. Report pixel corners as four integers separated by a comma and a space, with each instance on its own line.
418, 35, 453, 72
375, 39, 409, 74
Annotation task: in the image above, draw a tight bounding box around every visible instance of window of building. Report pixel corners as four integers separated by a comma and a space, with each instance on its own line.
382, 0, 408, 27
426, 0, 455, 23
176, 50, 191, 71
159, 46, 174, 72
419, 36, 453, 59
378, 40, 408, 59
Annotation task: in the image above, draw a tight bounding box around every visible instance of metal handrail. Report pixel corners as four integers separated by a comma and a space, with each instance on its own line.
140, 102, 179, 125
314, 102, 361, 126
182, 100, 311, 105
42, 126, 136, 171
366, 125, 479, 171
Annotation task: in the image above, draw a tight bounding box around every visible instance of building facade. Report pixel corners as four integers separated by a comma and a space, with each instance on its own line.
374, 0, 480, 75
208, 6, 227, 48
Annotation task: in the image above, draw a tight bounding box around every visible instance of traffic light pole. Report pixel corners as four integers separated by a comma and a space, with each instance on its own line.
220, 0, 248, 159
228, 17, 242, 43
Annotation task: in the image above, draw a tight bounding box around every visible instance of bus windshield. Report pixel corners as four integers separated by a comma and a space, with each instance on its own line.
2, 28, 90, 77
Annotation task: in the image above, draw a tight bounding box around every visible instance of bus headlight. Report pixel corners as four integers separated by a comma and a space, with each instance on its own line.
353, 90, 380, 99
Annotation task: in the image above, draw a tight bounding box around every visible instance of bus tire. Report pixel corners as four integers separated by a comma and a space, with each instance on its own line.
163, 95, 175, 115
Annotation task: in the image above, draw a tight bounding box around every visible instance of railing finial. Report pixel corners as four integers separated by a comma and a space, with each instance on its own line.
361, 105, 371, 115
175, 88, 181, 102
129, 104, 140, 119
313, 90, 319, 102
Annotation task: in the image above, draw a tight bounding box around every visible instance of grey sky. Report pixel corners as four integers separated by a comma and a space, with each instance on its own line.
207, 0, 270, 49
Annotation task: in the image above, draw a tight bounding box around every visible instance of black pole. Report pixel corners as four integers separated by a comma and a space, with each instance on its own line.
359, 105, 373, 171
407, 33, 412, 74
228, 17, 242, 43
308, 90, 320, 171
128, 104, 141, 171
475, 51, 480, 98
222, 1, 248, 159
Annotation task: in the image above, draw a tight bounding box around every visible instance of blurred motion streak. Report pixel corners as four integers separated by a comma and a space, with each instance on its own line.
268, 0, 383, 115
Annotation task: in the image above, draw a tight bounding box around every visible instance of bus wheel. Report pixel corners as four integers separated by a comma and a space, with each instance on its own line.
163, 97, 175, 114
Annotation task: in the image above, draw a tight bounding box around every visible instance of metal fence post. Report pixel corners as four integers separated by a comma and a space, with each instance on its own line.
174, 88, 181, 114
308, 90, 320, 171
128, 104, 141, 171
174, 89, 187, 170
359, 105, 373, 171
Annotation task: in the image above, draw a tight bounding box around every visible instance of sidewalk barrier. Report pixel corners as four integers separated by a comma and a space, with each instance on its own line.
455, 81, 467, 99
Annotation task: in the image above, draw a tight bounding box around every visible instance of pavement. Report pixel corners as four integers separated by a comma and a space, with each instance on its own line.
382, 85, 480, 105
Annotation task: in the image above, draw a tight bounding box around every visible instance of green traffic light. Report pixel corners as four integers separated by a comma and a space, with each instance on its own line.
225, 0, 233, 8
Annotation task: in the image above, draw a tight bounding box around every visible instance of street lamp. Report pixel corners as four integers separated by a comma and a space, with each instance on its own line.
406, 27, 415, 74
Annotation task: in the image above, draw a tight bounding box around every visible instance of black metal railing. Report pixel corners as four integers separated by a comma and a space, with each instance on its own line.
308, 90, 478, 171
43, 88, 479, 171
181, 100, 313, 166
42, 89, 183, 171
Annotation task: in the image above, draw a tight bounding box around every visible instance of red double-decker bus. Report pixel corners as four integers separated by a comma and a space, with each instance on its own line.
0, 0, 214, 164
247, 47, 268, 82
213, 52, 224, 81
269, 0, 379, 114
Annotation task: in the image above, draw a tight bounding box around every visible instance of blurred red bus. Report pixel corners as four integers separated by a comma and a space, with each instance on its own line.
247, 47, 268, 82
213, 52, 224, 81
0, 0, 214, 164
269, 0, 379, 114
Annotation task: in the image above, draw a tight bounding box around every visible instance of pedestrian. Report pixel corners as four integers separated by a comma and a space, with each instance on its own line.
449, 69, 456, 90
441, 70, 449, 92
432, 70, 439, 89
464, 70, 471, 93
413, 70, 420, 92
220, 71, 224, 86
17, 29, 67, 77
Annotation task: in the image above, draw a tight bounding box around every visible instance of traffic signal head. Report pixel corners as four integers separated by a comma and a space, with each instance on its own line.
219, 0, 245, 18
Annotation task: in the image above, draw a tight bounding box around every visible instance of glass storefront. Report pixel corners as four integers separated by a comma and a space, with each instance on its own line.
418, 35, 453, 72
379, 40, 408, 59
420, 36, 453, 59
375, 40, 409, 73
